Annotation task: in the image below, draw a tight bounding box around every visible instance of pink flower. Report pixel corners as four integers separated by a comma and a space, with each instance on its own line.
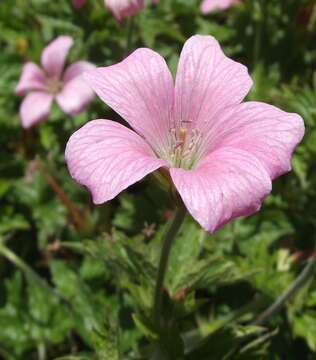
65, 35, 304, 233
201, 0, 240, 14
16, 36, 95, 129
72, 0, 86, 9
105, 0, 159, 21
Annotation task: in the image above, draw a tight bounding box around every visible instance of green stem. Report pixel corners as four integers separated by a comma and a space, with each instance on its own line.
253, 0, 264, 67
253, 255, 316, 326
153, 205, 187, 327
125, 16, 135, 56
0, 241, 57, 297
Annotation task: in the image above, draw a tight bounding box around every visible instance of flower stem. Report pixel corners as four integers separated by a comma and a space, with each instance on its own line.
125, 16, 135, 56
253, 255, 316, 326
253, 0, 264, 67
153, 204, 187, 327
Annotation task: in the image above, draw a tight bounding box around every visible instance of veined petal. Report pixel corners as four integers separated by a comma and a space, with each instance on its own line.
204, 102, 305, 179
20, 92, 53, 129
174, 35, 252, 130
15, 62, 46, 95
170, 147, 272, 233
65, 119, 167, 204
56, 61, 96, 115
41, 36, 73, 78
84, 48, 174, 153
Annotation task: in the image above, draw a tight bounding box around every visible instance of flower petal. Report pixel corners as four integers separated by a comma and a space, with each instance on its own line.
84, 48, 174, 152
201, 0, 240, 14
62, 61, 96, 83
41, 36, 73, 78
170, 147, 272, 233
20, 92, 53, 129
174, 35, 252, 130
105, 0, 144, 22
15, 62, 46, 96
56, 61, 96, 115
204, 102, 305, 179
65, 119, 167, 204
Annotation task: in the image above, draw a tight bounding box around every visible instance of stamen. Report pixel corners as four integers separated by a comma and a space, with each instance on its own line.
46, 77, 63, 95
179, 127, 186, 142
164, 124, 203, 170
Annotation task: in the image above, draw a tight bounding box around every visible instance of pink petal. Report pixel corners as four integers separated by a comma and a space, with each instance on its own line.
20, 92, 53, 129
174, 35, 252, 130
41, 36, 73, 78
84, 48, 174, 153
56, 61, 96, 115
56, 77, 95, 116
170, 147, 272, 233
105, 0, 145, 21
204, 102, 305, 179
15, 62, 46, 96
72, 0, 86, 9
62, 61, 96, 83
65, 119, 167, 204
201, 0, 240, 14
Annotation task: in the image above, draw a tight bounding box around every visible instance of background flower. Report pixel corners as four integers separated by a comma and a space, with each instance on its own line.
201, 0, 240, 14
105, 0, 159, 21
16, 36, 95, 128
72, 0, 86, 9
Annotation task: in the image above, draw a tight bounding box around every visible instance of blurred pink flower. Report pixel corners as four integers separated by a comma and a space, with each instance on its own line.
16, 36, 95, 128
72, 0, 86, 9
65, 35, 304, 233
201, 0, 240, 14
105, 0, 159, 21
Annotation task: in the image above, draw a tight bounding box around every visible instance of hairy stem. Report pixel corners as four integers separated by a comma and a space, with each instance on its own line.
253, 255, 316, 326
153, 205, 187, 327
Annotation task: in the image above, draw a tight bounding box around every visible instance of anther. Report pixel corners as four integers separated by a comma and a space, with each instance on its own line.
179, 127, 187, 142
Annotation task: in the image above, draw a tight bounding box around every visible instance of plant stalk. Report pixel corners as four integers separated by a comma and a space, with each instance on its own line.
125, 16, 135, 56
253, 255, 316, 326
0, 241, 55, 295
153, 205, 187, 327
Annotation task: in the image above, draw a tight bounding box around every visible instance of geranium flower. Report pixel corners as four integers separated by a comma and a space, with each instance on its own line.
105, 0, 159, 21
72, 0, 86, 9
71, 0, 159, 20
201, 0, 240, 14
16, 36, 95, 129
65, 35, 304, 233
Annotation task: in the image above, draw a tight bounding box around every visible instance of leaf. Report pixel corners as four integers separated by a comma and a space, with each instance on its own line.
91, 318, 120, 360
291, 311, 316, 351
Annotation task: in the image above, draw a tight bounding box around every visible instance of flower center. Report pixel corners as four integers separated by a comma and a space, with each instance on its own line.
46, 77, 63, 95
166, 126, 203, 170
